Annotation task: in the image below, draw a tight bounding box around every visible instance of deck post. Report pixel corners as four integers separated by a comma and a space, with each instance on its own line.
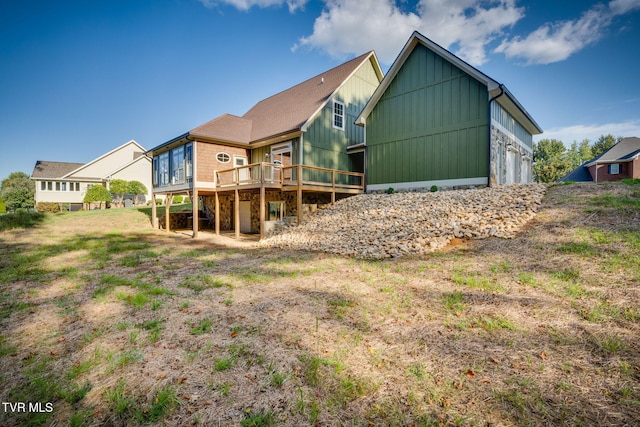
165, 194, 172, 232
215, 191, 220, 236
297, 165, 302, 227
331, 170, 336, 205
259, 164, 266, 239
234, 188, 240, 239
151, 194, 157, 229
192, 189, 199, 239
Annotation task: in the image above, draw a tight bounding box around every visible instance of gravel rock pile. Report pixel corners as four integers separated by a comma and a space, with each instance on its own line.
260, 184, 546, 258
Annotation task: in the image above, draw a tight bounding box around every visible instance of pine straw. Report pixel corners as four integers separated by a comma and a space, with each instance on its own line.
0, 182, 639, 426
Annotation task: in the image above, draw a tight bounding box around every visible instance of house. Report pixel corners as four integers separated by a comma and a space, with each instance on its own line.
147, 52, 383, 238
31, 140, 152, 211
561, 137, 640, 182
355, 31, 543, 191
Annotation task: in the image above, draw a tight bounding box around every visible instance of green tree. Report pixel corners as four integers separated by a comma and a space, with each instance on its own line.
0, 172, 35, 211
0, 196, 6, 214
83, 185, 112, 209
127, 181, 148, 206
109, 179, 129, 207
566, 139, 593, 169
533, 139, 572, 182
591, 134, 622, 158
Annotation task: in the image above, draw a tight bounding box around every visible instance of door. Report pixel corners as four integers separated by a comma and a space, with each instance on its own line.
271, 143, 292, 182
239, 201, 251, 233
234, 155, 249, 182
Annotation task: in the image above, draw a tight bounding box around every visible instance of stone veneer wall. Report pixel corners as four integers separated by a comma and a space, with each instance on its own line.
490, 125, 533, 185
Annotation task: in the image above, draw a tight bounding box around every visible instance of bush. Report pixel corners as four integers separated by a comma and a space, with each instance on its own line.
36, 202, 61, 213
386, 187, 395, 194
0, 197, 5, 214
430, 185, 438, 192
173, 196, 183, 204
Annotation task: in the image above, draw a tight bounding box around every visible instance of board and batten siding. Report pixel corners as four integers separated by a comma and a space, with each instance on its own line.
303, 57, 381, 172
366, 44, 489, 190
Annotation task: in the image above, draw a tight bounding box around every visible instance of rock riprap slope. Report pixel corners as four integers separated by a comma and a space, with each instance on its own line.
260, 184, 546, 258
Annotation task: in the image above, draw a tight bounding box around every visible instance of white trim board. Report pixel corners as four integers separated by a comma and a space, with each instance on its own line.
367, 177, 488, 192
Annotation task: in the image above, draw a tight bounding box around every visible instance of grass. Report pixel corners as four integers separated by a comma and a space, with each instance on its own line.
1, 182, 639, 426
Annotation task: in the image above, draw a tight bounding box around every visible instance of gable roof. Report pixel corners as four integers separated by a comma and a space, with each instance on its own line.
62, 140, 147, 179
157, 52, 383, 150
356, 31, 542, 136
584, 137, 640, 166
31, 161, 85, 179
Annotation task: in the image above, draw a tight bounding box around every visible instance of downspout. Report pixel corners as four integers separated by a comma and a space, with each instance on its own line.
488, 84, 504, 187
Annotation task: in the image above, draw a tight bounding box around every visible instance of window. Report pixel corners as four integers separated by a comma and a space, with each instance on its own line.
61, 182, 67, 191
171, 145, 184, 184
609, 164, 620, 174
268, 201, 286, 221
56, 182, 61, 191
153, 157, 159, 186
159, 152, 169, 186
333, 100, 345, 130
216, 152, 231, 163
47, 182, 52, 191
41, 181, 46, 191
185, 143, 193, 182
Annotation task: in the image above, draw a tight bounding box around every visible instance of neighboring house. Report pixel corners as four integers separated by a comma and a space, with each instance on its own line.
147, 52, 383, 238
356, 31, 543, 191
31, 140, 152, 211
561, 137, 640, 182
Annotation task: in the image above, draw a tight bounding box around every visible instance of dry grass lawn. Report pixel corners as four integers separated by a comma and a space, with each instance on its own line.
0, 182, 639, 426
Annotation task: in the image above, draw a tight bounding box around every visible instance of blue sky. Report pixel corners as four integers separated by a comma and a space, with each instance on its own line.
1, 0, 640, 180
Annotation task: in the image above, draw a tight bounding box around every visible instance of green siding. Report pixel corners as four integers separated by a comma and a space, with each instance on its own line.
304, 57, 380, 171
367, 44, 489, 186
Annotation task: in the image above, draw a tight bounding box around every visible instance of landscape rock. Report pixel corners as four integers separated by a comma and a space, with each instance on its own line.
259, 184, 546, 259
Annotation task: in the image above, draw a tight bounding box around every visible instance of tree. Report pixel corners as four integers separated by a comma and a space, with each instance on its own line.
0, 196, 6, 214
591, 134, 622, 158
566, 139, 593, 169
533, 139, 572, 182
109, 179, 129, 207
127, 181, 148, 206
83, 185, 112, 209
0, 172, 35, 211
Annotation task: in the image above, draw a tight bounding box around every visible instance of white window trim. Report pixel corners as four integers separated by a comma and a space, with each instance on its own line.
609, 163, 620, 175
333, 100, 345, 131
216, 152, 231, 163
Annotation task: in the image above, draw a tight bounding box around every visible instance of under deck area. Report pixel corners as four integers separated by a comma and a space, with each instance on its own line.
151, 163, 364, 239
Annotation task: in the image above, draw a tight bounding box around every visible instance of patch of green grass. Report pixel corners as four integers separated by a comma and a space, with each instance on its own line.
597, 335, 626, 353
0, 336, 17, 357
452, 272, 503, 292
138, 386, 179, 423
517, 272, 537, 287
140, 318, 165, 343
406, 363, 427, 380
0, 210, 46, 231
119, 250, 159, 267
111, 349, 144, 370
592, 194, 640, 210
241, 408, 276, 427
474, 316, 520, 332
61, 381, 92, 404
558, 241, 596, 257
213, 355, 236, 371
117, 291, 149, 308
191, 318, 212, 335
553, 268, 581, 283
443, 291, 465, 313
180, 274, 231, 293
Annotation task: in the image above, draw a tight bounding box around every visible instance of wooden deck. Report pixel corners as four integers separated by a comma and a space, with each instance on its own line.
151, 163, 364, 240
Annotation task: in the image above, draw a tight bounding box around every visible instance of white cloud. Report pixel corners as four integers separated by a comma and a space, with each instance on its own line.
535, 120, 640, 145
495, 0, 640, 65
198, 0, 307, 13
294, 0, 524, 66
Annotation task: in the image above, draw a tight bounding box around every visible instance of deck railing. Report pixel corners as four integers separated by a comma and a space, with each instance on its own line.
214, 162, 364, 192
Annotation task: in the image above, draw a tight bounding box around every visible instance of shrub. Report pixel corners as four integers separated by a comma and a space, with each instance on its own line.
386, 187, 395, 194
36, 202, 60, 213
430, 185, 438, 192
173, 196, 183, 204
0, 210, 45, 231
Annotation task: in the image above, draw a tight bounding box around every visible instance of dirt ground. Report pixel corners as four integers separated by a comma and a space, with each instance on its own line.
0, 182, 639, 426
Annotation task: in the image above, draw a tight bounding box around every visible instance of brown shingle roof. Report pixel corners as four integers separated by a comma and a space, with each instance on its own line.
189, 52, 376, 144
586, 137, 640, 164
31, 161, 85, 179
